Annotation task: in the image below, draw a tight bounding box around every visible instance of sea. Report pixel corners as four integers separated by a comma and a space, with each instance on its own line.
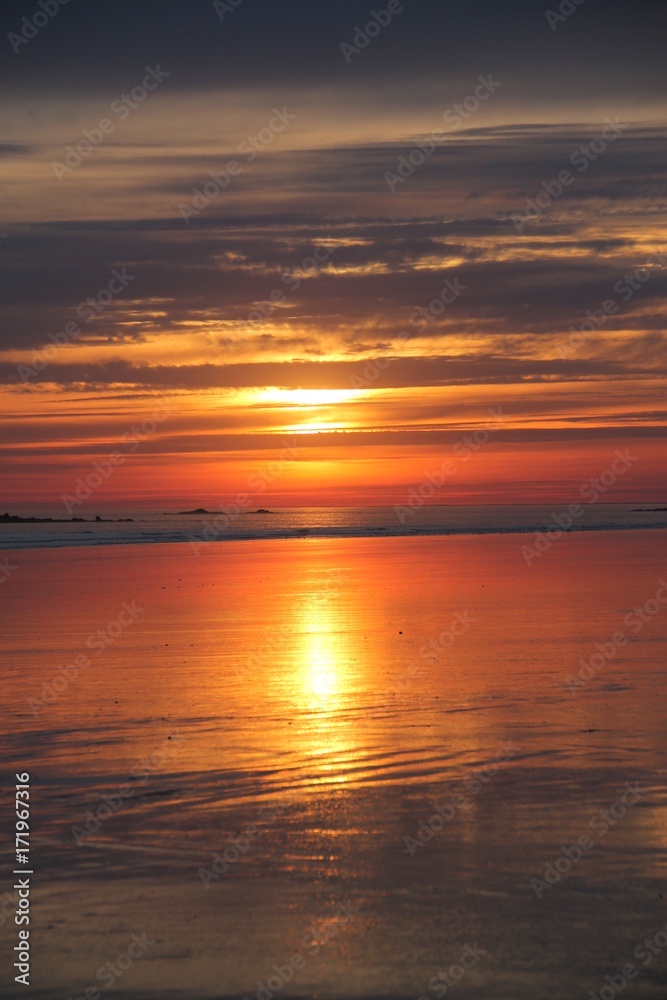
2, 511, 667, 998
2, 502, 666, 549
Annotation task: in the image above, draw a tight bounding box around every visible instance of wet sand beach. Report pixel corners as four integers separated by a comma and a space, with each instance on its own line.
1, 530, 666, 998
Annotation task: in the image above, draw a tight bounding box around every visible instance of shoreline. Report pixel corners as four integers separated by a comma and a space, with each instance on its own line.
1, 521, 666, 552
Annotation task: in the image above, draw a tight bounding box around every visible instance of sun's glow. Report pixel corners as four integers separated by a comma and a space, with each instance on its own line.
257, 388, 363, 407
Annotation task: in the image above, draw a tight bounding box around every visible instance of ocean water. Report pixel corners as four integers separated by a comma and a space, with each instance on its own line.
1, 502, 666, 549
1, 530, 667, 998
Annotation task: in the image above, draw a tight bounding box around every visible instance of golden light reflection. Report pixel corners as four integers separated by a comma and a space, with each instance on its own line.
284, 580, 365, 787
302, 628, 340, 707
296, 591, 348, 714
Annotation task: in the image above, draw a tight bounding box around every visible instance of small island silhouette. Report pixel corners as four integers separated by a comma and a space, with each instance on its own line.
0, 512, 134, 524
168, 508, 273, 515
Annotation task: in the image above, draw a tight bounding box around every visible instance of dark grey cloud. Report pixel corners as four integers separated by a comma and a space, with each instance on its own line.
2, 353, 661, 392
1, 165, 665, 355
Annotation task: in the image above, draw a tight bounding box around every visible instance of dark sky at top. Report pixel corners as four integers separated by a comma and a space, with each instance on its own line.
1, 0, 665, 101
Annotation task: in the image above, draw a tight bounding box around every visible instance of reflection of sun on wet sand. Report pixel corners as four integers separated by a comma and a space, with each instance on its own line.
1, 530, 666, 999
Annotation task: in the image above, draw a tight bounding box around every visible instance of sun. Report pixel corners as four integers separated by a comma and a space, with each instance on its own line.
257, 387, 363, 408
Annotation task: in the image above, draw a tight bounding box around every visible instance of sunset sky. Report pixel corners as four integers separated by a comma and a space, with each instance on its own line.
1, 0, 666, 508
